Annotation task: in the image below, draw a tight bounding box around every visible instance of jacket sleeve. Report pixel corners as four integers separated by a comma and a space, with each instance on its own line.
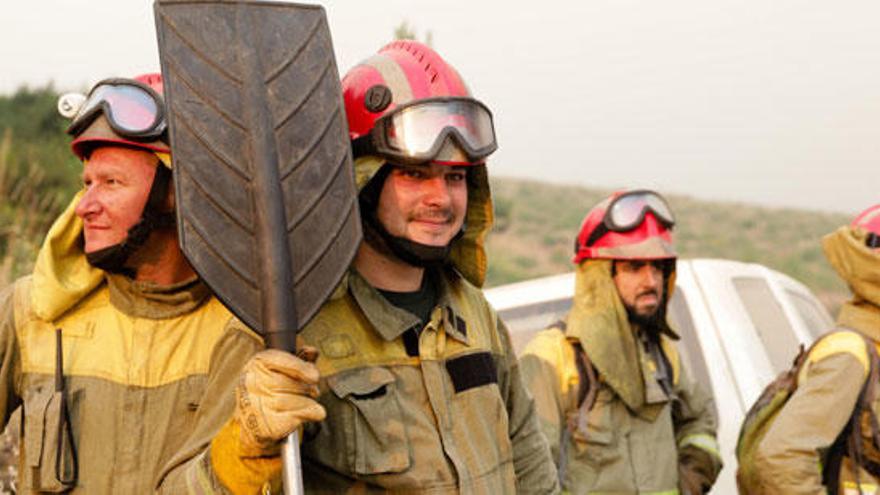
753, 350, 865, 495
0, 283, 21, 429
496, 319, 561, 494
518, 329, 567, 467
155, 319, 265, 494
672, 355, 722, 494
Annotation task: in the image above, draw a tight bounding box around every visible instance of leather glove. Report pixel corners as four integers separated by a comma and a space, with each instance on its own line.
679, 464, 710, 495
235, 348, 327, 456
678, 443, 721, 495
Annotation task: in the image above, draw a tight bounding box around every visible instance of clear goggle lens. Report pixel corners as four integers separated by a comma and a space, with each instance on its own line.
383, 99, 496, 159
68, 80, 163, 138
608, 191, 675, 230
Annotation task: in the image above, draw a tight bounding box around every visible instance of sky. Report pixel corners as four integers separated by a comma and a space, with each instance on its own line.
3, 0, 879, 215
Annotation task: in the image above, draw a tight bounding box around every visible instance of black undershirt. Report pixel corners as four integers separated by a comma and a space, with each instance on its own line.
378, 272, 439, 357
377, 272, 439, 325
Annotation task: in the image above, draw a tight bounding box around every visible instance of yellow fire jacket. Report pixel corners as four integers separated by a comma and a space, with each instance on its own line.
751, 225, 880, 494
0, 194, 263, 494
520, 260, 721, 494
296, 268, 559, 494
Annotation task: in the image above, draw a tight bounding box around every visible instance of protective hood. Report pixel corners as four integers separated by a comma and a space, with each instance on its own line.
30, 191, 104, 322
354, 156, 493, 288
564, 259, 677, 412
823, 226, 880, 338
823, 226, 880, 308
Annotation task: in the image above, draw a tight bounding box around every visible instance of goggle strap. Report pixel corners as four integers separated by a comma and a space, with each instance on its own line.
585, 223, 609, 247
583, 209, 675, 248
351, 134, 374, 160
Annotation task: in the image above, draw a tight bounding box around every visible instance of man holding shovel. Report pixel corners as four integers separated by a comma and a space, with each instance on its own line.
205, 41, 558, 494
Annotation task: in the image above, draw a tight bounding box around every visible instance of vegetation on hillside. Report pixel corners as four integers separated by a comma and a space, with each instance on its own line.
486, 178, 850, 310
0, 87, 853, 311
0, 86, 77, 288
0, 86, 81, 196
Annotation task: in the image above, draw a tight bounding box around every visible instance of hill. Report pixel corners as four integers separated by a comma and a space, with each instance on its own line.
0, 87, 853, 313
486, 177, 850, 311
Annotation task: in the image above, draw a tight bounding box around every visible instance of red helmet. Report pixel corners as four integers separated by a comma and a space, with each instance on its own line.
342, 40, 496, 166
66, 73, 170, 160
573, 190, 677, 264
853, 204, 880, 234
853, 204, 880, 249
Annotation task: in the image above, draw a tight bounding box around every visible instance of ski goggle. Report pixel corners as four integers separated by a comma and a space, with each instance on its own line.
585, 190, 675, 247
64, 78, 166, 141
352, 97, 497, 165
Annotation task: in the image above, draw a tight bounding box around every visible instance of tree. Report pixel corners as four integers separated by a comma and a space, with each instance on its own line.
393, 20, 433, 46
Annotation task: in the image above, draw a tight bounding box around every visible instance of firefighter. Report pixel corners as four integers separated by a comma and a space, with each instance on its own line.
0, 74, 263, 493
202, 40, 559, 494
519, 190, 722, 494
751, 204, 880, 494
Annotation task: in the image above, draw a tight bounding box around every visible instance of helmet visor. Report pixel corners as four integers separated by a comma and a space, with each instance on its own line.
607, 190, 675, 231
373, 97, 497, 164
67, 79, 165, 140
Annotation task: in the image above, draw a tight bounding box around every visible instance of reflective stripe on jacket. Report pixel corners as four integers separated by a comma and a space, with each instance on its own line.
520, 326, 720, 494
520, 259, 720, 494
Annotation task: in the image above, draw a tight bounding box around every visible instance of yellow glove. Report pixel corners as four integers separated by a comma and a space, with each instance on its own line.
235, 348, 327, 456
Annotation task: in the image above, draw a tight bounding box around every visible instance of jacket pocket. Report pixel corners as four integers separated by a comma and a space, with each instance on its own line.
23, 386, 77, 493
327, 367, 411, 475
570, 388, 619, 468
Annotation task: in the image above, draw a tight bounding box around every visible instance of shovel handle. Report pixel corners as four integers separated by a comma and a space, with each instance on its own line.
281, 431, 304, 495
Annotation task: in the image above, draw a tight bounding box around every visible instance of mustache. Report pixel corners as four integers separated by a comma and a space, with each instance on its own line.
407, 207, 454, 224
636, 288, 661, 299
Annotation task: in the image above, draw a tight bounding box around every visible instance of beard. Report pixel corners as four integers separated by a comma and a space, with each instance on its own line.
623, 294, 666, 330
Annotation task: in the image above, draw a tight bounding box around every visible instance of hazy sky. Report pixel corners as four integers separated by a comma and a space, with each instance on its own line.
3, 1, 879, 214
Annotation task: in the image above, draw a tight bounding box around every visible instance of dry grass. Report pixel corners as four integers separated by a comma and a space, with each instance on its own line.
0, 129, 65, 288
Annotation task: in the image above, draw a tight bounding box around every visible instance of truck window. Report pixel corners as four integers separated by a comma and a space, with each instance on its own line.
732, 277, 800, 373
785, 289, 831, 340
499, 298, 573, 353
668, 291, 715, 400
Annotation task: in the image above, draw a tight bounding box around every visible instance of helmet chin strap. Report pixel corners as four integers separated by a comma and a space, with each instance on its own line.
85, 162, 176, 275
361, 208, 455, 268
359, 166, 462, 268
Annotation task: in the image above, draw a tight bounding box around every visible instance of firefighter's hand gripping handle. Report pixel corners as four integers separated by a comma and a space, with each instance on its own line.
234, 349, 326, 492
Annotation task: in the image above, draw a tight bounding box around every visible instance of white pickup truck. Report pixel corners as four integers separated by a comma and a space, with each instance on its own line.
484, 258, 834, 495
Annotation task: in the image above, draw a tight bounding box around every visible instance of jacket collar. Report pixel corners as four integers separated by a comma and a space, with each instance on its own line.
106, 273, 211, 319
348, 268, 469, 345
838, 301, 880, 342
